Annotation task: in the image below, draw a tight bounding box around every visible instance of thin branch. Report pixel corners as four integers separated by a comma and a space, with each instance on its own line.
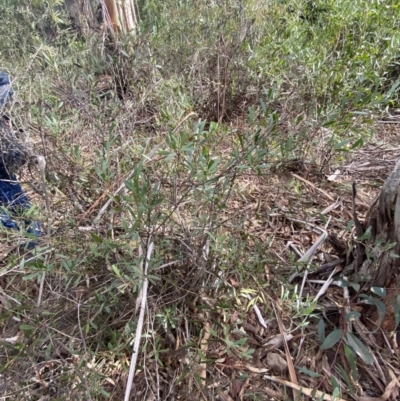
124, 241, 154, 401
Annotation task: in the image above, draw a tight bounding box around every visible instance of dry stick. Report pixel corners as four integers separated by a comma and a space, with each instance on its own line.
217, 40, 221, 123
134, 244, 144, 315
263, 375, 347, 401
36, 155, 50, 307
199, 319, 211, 382
77, 299, 94, 401
37, 268, 46, 307
288, 229, 327, 283
299, 217, 331, 298
313, 265, 341, 303
298, 260, 312, 300
37, 156, 50, 216
272, 305, 299, 400
154, 260, 181, 272
124, 241, 154, 401
291, 172, 335, 201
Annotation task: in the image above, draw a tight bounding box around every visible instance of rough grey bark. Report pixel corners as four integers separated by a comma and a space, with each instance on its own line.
64, 0, 98, 32
358, 159, 400, 287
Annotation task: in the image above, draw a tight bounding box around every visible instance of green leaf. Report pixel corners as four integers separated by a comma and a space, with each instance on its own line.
90, 233, 103, 243
296, 366, 321, 378
387, 80, 400, 98
111, 265, 121, 278
267, 86, 275, 100
318, 319, 325, 343
330, 374, 341, 394
345, 311, 361, 322
344, 345, 359, 381
345, 220, 354, 231
248, 107, 256, 124
89, 243, 100, 257
392, 299, 400, 329
333, 138, 351, 150
345, 332, 373, 365
336, 278, 350, 287
20, 324, 35, 333
150, 196, 163, 207
260, 98, 266, 115
295, 114, 304, 125
208, 159, 219, 170
357, 226, 372, 241
22, 272, 41, 280
182, 143, 195, 153
209, 121, 218, 132
371, 287, 386, 297
338, 363, 354, 392
360, 295, 387, 329
99, 388, 111, 397
337, 277, 360, 291
373, 299, 387, 328
350, 282, 360, 292
349, 137, 363, 150
321, 329, 343, 350
164, 152, 176, 162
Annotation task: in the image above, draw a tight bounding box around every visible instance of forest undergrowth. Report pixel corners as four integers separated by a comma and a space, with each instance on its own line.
0, 1, 400, 400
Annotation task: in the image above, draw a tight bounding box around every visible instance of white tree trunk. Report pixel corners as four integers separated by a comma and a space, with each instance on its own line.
102, 0, 137, 35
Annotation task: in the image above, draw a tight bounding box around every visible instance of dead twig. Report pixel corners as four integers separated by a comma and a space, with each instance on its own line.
263, 375, 348, 401
291, 172, 335, 201
272, 305, 298, 400
124, 241, 154, 401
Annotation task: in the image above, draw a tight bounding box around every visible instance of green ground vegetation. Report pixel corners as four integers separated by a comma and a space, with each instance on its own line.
0, 0, 399, 399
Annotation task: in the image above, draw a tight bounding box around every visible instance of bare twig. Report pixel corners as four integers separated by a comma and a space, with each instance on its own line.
36, 155, 50, 307
124, 241, 154, 401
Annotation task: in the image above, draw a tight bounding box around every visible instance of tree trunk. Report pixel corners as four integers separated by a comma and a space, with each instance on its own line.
355, 160, 400, 336
102, 0, 138, 35
64, 0, 98, 32
357, 159, 400, 287
65, 0, 138, 36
